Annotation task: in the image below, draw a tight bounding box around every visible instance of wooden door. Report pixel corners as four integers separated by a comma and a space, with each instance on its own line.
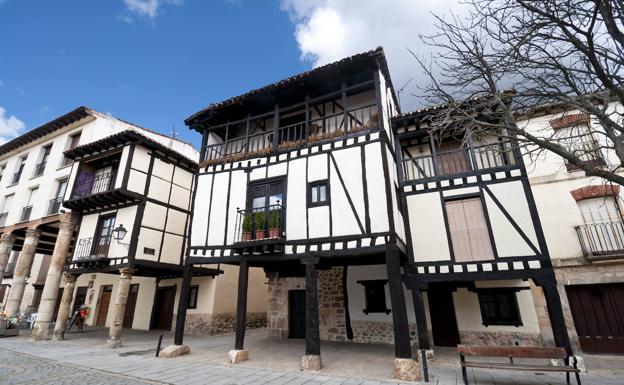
288, 290, 306, 338
72, 287, 88, 315
566, 284, 624, 354
428, 284, 460, 347
96, 286, 113, 327
437, 140, 471, 175
123, 284, 139, 329
151, 286, 175, 330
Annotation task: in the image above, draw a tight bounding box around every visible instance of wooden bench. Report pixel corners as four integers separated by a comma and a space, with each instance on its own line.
458, 345, 581, 385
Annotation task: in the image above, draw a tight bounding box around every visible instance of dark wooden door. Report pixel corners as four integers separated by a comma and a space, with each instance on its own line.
72, 287, 88, 315
288, 290, 306, 338
428, 284, 460, 347
437, 140, 471, 175
566, 284, 624, 354
151, 286, 175, 330
96, 286, 113, 326
123, 284, 139, 329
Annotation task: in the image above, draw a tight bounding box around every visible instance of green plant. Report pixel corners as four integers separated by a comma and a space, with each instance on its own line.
242, 213, 253, 232
268, 209, 281, 228
254, 211, 266, 229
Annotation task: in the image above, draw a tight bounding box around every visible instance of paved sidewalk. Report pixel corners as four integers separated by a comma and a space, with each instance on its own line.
2, 329, 624, 384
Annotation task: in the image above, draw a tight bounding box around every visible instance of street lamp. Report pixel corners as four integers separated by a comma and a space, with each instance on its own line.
112, 224, 128, 246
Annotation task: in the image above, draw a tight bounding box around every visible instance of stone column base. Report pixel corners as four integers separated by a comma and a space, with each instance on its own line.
31, 322, 54, 341
228, 349, 249, 364
415, 349, 434, 362
394, 358, 421, 382
301, 355, 322, 371
159, 344, 190, 358
107, 338, 123, 349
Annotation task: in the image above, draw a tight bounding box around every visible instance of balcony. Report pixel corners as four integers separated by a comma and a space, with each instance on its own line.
33, 161, 47, 177
233, 203, 286, 255
576, 221, 624, 260
203, 104, 377, 164
20, 206, 32, 222
11, 170, 22, 185
0, 213, 7, 227
47, 197, 63, 215
72, 171, 116, 199
401, 140, 516, 183
72, 237, 112, 267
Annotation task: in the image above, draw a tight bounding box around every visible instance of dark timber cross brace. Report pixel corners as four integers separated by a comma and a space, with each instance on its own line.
385, 249, 412, 359
304, 262, 321, 356
234, 259, 249, 351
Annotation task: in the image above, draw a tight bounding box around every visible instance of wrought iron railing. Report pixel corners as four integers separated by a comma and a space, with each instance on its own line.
234, 203, 285, 243
62, 156, 74, 167
0, 213, 7, 227
33, 161, 47, 177
47, 197, 63, 215
71, 171, 116, 199
401, 140, 516, 182
72, 237, 112, 262
20, 206, 32, 222
11, 170, 22, 184
576, 221, 624, 259
203, 104, 378, 161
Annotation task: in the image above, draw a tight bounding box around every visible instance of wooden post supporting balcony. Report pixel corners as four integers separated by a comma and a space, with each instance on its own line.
304, 95, 310, 138
244, 114, 251, 152
229, 258, 250, 364
301, 260, 321, 370
411, 286, 431, 351
174, 264, 192, 346
272, 104, 280, 147
429, 130, 440, 176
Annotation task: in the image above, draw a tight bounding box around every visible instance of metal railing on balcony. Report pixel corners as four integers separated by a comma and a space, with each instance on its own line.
33, 161, 47, 177
47, 197, 63, 215
71, 171, 116, 200
72, 237, 112, 262
234, 203, 285, 243
11, 170, 22, 184
576, 221, 624, 259
203, 104, 378, 162
401, 140, 516, 182
0, 213, 7, 227
20, 206, 32, 222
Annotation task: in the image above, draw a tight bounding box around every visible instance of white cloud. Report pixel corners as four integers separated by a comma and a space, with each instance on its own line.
121, 0, 183, 21
0, 107, 25, 144
280, 0, 465, 110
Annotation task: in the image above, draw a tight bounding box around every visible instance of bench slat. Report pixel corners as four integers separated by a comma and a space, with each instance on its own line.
457, 344, 568, 359
462, 361, 579, 372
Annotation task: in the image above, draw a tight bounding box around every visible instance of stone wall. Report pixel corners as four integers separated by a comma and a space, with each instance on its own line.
459, 331, 543, 347
174, 312, 267, 336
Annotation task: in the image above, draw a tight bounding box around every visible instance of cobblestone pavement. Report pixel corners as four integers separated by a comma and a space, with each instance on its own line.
2, 334, 624, 385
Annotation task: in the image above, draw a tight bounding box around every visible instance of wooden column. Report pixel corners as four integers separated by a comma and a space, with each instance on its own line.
5, 229, 40, 317
174, 264, 192, 345
542, 282, 573, 355
305, 262, 320, 356
52, 273, 78, 340
234, 259, 249, 350
385, 249, 412, 359
411, 287, 430, 350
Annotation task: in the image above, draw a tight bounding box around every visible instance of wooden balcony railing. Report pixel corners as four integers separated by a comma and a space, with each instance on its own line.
234, 203, 285, 243
203, 104, 378, 162
401, 140, 516, 182
576, 221, 624, 259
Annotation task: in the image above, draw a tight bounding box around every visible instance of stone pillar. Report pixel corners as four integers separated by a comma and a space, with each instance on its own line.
0, 233, 16, 280
53, 273, 78, 340
107, 268, 134, 348
529, 279, 555, 346
542, 281, 573, 355
301, 261, 321, 371
5, 229, 41, 317
32, 219, 76, 340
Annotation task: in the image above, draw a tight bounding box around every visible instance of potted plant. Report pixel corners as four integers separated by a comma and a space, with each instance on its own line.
268, 209, 281, 238
242, 213, 253, 241
254, 211, 266, 239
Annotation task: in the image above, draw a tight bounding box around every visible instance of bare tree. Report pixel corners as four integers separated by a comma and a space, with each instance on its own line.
414, 0, 624, 185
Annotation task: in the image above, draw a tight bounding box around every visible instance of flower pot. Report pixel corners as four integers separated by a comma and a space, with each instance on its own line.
242, 231, 253, 241
268, 228, 281, 238
255, 230, 266, 240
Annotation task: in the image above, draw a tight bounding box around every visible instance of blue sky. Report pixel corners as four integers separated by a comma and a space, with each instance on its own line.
0, 0, 459, 148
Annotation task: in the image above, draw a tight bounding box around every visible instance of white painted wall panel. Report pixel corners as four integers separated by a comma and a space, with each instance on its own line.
131, 146, 151, 173
172, 167, 193, 188
307, 154, 328, 182
161, 233, 183, 265
153, 158, 174, 181
207, 172, 229, 246
190, 174, 212, 246
143, 202, 167, 230
165, 208, 187, 236
267, 162, 287, 178
308, 206, 330, 238
170, 184, 190, 210
115, 146, 130, 189
136, 227, 162, 262
249, 166, 267, 181
333, 147, 365, 227
286, 158, 307, 240
126, 169, 147, 194
148, 176, 170, 201
365, 143, 389, 233
407, 192, 451, 262
330, 158, 362, 237
226, 170, 247, 244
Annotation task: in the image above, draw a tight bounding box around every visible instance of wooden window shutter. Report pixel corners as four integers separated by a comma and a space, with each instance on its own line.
446, 197, 494, 262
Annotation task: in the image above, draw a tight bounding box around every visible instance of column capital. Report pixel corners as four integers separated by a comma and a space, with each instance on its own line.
25, 228, 42, 238
119, 268, 135, 278
58, 221, 77, 232
63, 272, 78, 283
0, 233, 16, 243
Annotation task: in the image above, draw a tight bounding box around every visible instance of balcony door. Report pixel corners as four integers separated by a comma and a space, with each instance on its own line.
436, 139, 471, 175
578, 197, 624, 255
249, 180, 284, 211
92, 214, 116, 257
91, 166, 114, 194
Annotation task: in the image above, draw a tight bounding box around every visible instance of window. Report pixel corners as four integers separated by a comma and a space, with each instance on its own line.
21, 188, 38, 221
92, 214, 116, 256
445, 197, 494, 262
188, 285, 199, 309
357, 280, 391, 315
62, 132, 81, 166
554, 123, 604, 171
249, 180, 284, 210
477, 289, 522, 326
0, 165, 5, 183
34, 145, 52, 176
578, 197, 622, 224
12, 156, 27, 184
308, 180, 329, 207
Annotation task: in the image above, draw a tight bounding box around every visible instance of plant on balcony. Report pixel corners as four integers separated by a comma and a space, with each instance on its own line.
268, 209, 281, 238
277, 139, 305, 151
241, 213, 253, 241
254, 211, 266, 240
350, 113, 379, 134
307, 130, 344, 144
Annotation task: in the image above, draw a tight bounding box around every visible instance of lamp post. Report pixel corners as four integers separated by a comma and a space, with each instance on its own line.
112, 224, 129, 248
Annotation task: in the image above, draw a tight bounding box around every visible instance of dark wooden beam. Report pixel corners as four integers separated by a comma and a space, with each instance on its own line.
304, 261, 321, 356
341, 81, 348, 135
411, 287, 430, 350
386, 249, 412, 359
174, 264, 192, 345
234, 258, 249, 350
